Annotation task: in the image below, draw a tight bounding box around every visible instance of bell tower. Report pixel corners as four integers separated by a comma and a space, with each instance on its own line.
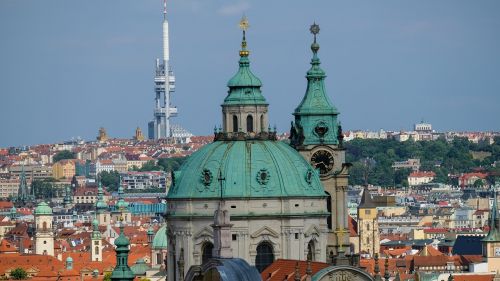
34, 202, 54, 256
91, 216, 103, 261
290, 23, 351, 257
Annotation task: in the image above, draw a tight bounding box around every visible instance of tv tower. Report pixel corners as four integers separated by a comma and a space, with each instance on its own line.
148, 0, 177, 139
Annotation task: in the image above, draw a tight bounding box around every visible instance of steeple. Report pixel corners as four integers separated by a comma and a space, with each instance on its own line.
219, 16, 270, 138
63, 184, 73, 208
111, 217, 135, 281
483, 188, 500, 242
116, 177, 129, 211
96, 180, 108, 214
17, 165, 29, 204
291, 23, 340, 147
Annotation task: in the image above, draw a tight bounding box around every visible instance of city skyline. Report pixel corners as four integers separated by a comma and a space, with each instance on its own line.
1, 0, 499, 147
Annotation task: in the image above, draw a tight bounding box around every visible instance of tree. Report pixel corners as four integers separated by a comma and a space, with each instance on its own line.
139, 161, 163, 172
158, 157, 188, 172
10, 268, 28, 280
103, 272, 111, 281
473, 179, 484, 188
53, 150, 76, 163
100, 170, 120, 192
32, 178, 57, 200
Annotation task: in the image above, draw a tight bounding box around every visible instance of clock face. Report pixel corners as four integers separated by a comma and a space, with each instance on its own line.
495, 247, 500, 256
311, 150, 334, 176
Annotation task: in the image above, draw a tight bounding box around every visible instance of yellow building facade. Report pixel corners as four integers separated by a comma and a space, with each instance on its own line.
52, 160, 76, 180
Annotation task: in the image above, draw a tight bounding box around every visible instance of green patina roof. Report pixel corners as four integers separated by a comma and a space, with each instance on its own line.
223, 33, 267, 106
294, 42, 338, 116
290, 31, 340, 147
34, 202, 52, 215
130, 259, 150, 276
167, 140, 325, 200
152, 225, 168, 249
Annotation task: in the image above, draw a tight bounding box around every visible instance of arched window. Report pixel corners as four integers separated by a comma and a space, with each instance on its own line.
246, 115, 254, 132
201, 242, 214, 264
325, 192, 332, 230
307, 240, 316, 261
95, 246, 99, 255
232, 115, 238, 132
42, 221, 47, 231
255, 242, 274, 272
157, 253, 163, 265
260, 115, 264, 132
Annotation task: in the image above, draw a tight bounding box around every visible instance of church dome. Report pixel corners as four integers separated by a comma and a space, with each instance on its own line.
115, 231, 130, 248
152, 225, 168, 249
167, 140, 324, 200
34, 202, 52, 215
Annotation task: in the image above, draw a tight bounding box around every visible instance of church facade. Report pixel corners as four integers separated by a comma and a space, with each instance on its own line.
165, 20, 349, 281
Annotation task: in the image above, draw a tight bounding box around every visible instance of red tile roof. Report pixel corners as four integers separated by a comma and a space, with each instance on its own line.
409, 171, 436, 178
261, 259, 330, 281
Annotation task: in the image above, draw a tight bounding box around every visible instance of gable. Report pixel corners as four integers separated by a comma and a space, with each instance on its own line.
250, 226, 279, 239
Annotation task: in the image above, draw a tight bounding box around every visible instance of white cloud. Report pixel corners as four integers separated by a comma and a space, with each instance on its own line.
217, 1, 250, 16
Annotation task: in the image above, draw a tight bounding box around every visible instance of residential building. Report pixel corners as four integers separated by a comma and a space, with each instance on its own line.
408, 171, 436, 186
392, 158, 421, 171
52, 160, 76, 180
121, 171, 167, 190
459, 173, 488, 187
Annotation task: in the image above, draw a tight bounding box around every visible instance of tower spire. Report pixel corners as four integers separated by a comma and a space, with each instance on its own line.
484, 188, 500, 242
290, 22, 340, 147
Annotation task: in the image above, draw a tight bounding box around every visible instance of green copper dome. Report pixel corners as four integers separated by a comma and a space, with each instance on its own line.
34, 202, 52, 215
115, 230, 130, 248
167, 140, 324, 200
152, 225, 168, 249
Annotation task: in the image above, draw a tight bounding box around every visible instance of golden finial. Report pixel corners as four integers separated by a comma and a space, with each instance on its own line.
239, 15, 249, 31
239, 15, 250, 57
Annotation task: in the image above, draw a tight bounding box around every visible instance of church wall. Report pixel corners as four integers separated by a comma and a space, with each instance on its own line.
167, 197, 328, 279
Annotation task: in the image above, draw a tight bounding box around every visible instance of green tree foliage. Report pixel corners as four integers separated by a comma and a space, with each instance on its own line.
53, 150, 76, 163
158, 157, 188, 172
32, 178, 57, 199
10, 268, 28, 280
134, 161, 163, 172
100, 170, 120, 192
345, 137, 500, 187
103, 272, 111, 281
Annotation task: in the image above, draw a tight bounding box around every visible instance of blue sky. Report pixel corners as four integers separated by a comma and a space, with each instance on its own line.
1, 1, 499, 147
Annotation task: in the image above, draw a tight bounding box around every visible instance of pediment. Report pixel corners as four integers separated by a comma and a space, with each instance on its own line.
250, 226, 279, 239
304, 225, 321, 238
193, 226, 213, 240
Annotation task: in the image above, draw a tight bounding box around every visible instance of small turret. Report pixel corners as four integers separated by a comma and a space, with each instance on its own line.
66, 256, 73, 270
111, 217, 135, 281
96, 180, 108, 213
147, 225, 154, 244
